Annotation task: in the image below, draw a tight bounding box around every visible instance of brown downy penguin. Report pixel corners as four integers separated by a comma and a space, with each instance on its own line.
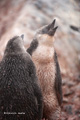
27, 19, 63, 120
0, 35, 43, 120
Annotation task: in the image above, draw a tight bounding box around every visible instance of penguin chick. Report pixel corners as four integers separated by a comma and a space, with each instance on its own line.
0, 35, 43, 120
27, 19, 63, 120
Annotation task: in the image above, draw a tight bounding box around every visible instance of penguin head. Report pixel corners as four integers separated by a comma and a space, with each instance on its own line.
34, 19, 58, 46
4, 34, 26, 55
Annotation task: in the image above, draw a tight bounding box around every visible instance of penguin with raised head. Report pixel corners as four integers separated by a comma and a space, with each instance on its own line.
27, 19, 63, 120
0, 35, 43, 120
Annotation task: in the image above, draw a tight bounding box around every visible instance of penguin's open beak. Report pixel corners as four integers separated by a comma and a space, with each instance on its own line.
48, 26, 58, 36
38, 19, 58, 36
21, 34, 24, 40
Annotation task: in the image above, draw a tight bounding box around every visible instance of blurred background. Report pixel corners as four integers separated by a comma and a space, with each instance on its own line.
0, 0, 80, 119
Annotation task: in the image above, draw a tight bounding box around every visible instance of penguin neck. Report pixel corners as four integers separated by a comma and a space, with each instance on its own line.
32, 43, 54, 64
4, 47, 27, 58
38, 34, 54, 48
40, 40, 53, 47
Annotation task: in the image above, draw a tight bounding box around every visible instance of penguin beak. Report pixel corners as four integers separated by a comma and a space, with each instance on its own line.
38, 19, 58, 36
48, 26, 58, 36
45, 19, 56, 31
21, 34, 24, 40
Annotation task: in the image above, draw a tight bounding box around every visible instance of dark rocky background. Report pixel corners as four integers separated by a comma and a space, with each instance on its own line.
0, 0, 80, 119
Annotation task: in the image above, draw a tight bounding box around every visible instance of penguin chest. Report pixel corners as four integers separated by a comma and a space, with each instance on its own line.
34, 61, 56, 94
32, 46, 59, 109
32, 46, 56, 93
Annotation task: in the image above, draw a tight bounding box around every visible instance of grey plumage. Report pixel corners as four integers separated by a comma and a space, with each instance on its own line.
0, 36, 43, 120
